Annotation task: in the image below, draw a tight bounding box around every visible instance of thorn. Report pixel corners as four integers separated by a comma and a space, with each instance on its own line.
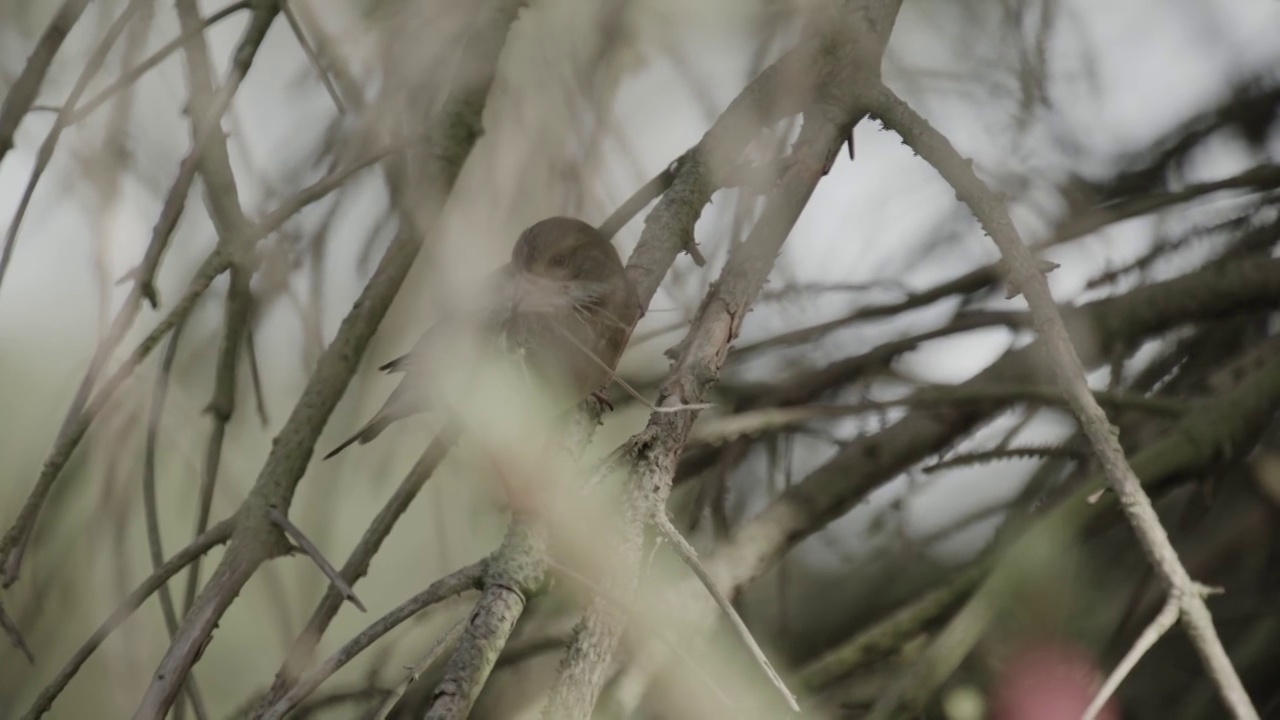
0, 600, 35, 664
684, 232, 707, 267
267, 507, 367, 612
591, 391, 614, 412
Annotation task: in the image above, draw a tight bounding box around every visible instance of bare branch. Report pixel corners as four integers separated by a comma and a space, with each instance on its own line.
0, 0, 92, 167
22, 519, 235, 719
0, 0, 278, 591
797, 563, 987, 689
372, 620, 466, 720
142, 322, 211, 720
253, 562, 484, 720
609, 255, 1280, 717
544, 4, 904, 715
171, 0, 265, 625
653, 514, 799, 712
279, 0, 346, 114
268, 508, 366, 612
253, 424, 461, 712
0, 598, 34, 664
0, 0, 150, 292
0, 249, 225, 588
63, 2, 254, 127
132, 2, 526, 714
864, 75, 1259, 719
1084, 595, 1181, 720
425, 520, 546, 719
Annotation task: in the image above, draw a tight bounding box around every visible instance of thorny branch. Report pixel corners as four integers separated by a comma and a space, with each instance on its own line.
0, 0, 274, 590
4, 1, 1280, 717
542, 2, 904, 716
862, 74, 1259, 719
127, 1, 526, 716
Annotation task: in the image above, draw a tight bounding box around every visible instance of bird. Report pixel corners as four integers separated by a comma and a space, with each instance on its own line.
323, 216, 641, 460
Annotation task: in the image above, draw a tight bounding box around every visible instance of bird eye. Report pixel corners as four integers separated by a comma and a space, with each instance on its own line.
550, 253, 569, 268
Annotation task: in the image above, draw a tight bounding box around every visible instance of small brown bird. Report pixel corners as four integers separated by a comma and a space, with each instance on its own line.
324, 217, 640, 459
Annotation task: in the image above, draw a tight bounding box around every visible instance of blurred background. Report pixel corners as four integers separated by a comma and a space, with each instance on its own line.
2, 0, 1279, 717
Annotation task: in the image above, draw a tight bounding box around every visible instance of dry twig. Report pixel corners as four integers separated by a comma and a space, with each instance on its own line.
862, 74, 1259, 719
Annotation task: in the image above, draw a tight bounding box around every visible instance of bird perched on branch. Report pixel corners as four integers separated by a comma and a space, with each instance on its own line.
324, 216, 641, 459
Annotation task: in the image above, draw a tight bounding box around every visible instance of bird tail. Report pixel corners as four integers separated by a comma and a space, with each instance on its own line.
322, 414, 395, 460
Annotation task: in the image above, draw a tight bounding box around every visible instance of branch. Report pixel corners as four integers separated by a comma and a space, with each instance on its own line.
373, 620, 467, 720
797, 563, 987, 689
731, 163, 1280, 359
251, 425, 461, 713
0, 249, 221, 588
63, 2, 254, 127
267, 508, 366, 612
543, 4, 903, 715
279, 0, 346, 114
0, 0, 278, 589
688, 385, 1184, 446
1084, 595, 1181, 720
171, 0, 265, 623
257, 562, 484, 720
870, 341, 1280, 717
653, 515, 799, 712
863, 75, 1259, 720
0, 0, 92, 167
607, 255, 1280, 717
423, 520, 546, 718
0, 0, 153, 291
131, 2, 525, 714
0, 598, 34, 664
22, 519, 235, 719
142, 323, 210, 720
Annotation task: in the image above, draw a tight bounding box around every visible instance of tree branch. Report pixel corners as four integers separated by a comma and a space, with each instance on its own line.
129, 2, 526, 714
22, 519, 235, 719
251, 424, 461, 712
542, 3, 903, 715
0, 0, 92, 167
863, 75, 1259, 720
257, 562, 484, 720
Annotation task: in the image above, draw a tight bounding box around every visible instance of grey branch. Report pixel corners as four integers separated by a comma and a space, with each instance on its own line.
267, 508, 367, 612
653, 514, 799, 712
863, 75, 1259, 720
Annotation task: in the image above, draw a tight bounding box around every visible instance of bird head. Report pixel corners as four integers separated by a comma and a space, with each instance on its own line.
508, 217, 626, 313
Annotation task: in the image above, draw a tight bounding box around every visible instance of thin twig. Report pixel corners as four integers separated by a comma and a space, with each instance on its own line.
0, 249, 225, 587
864, 74, 1260, 720
252, 424, 461, 713
257, 562, 484, 720
653, 515, 800, 712
142, 322, 212, 720
21, 519, 235, 720
267, 508, 367, 612
0, 598, 34, 663
543, 5, 902, 713
0, 0, 148, 292
372, 620, 467, 720
0, 0, 269, 589
0, 90, 406, 591
597, 155, 682, 241
63, 1, 254, 127
279, 0, 346, 113
0, 0, 93, 167
732, 163, 1280, 359
546, 559, 739, 712
1084, 596, 1180, 720
135, 2, 523, 712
